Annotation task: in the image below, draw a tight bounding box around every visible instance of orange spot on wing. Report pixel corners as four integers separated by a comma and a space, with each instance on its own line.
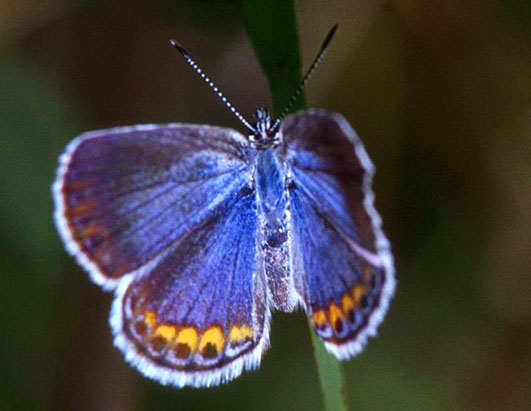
155, 325, 176, 342
69, 199, 98, 215
229, 326, 242, 342
176, 327, 198, 352
241, 324, 252, 339
352, 285, 367, 305
341, 294, 355, 313
80, 224, 100, 237
328, 304, 343, 325
312, 310, 327, 326
144, 311, 157, 329
199, 326, 225, 355
79, 222, 108, 239
68, 179, 94, 190
229, 324, 253, 343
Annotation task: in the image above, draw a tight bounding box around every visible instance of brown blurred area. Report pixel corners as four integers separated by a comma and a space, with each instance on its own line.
1, 0, 530, 410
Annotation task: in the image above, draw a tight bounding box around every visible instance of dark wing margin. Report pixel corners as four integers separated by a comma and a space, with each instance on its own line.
53, 123, 251, 290
282, 109, 395, 359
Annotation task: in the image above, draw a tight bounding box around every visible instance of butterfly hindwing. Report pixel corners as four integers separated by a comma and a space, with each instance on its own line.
282, 110, 395, 359
53, 124, 251, 288
111, 190, 270, 387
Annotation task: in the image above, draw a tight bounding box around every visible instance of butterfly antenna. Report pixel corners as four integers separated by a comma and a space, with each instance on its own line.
169, 39, 256, 132
271, 24, 338, 131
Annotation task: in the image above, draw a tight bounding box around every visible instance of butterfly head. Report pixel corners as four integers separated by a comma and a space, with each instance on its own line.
249, 107, 279, 148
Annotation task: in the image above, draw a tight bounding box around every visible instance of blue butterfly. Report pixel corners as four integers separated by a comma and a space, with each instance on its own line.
53, 25, 395, 388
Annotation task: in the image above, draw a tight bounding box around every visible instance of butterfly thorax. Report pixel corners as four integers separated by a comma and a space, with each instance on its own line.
249, 107, 279, 148
255, 148, 286, 217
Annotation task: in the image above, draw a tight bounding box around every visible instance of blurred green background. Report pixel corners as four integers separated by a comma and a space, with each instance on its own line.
2, 0, 531, 410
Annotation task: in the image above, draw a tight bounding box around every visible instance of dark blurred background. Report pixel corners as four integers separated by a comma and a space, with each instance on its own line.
1, 0, 531, 410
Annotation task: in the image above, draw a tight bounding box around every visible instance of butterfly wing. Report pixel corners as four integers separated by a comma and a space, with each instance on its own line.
282, 110, 395, 359
112, 189, 269, 387
54, 124, 269, 386
53, 124, 251, 289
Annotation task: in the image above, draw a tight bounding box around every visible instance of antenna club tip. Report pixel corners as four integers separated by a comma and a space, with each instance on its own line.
169, 39, 189, 57
319, 24, 339, 52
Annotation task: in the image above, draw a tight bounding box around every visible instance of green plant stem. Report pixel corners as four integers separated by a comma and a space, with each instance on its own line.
309, 324, 347, 411
241, 1, 347, 410
240, 0, 304, 115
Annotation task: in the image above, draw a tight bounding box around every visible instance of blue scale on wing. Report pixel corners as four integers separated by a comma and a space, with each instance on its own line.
63, 125, 252, 279
289, 183, 365, 308
282, 111, 388, 349
283, 111, 377, 253
119, 190, 268, 371
288, 153, 364, 245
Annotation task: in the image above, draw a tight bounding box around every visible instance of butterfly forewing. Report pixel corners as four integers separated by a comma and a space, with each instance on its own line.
54, 124, 250, 288
282, 110, 395, 359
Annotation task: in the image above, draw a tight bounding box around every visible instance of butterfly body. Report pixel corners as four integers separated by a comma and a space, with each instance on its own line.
253, 145, 294, 312
54, 108, 395, 387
